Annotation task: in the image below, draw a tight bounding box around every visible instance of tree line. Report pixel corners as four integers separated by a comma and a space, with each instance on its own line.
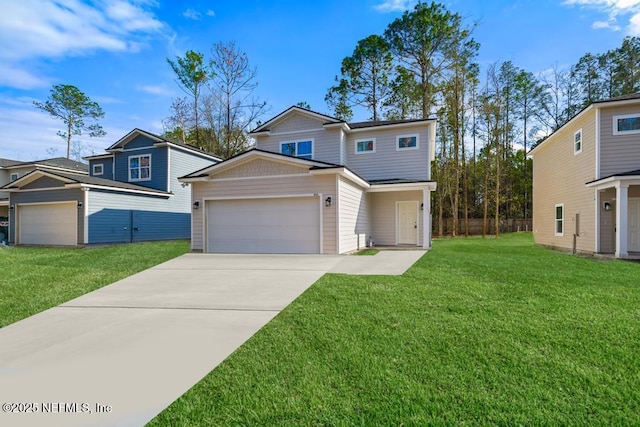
325, 2, 640, 236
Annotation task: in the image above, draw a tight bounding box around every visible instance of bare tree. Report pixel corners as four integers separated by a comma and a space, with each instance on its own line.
209, 41, 268, 158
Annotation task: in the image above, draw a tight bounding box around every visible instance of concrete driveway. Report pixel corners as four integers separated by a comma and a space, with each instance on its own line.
0, 251, 424, 427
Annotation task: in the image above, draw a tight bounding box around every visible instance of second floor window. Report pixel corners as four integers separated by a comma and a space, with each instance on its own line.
93, 164, 104, 176
574, 129, 582, 154
397, 134, 419, 150
10, 173, 18, 181
281, 140, 313, 159
356, 138, 376, 154
613, 113, 640, 135
129, 155, 151, 181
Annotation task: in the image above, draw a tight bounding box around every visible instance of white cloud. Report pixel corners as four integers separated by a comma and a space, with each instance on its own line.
373, 0, 416, 13
137, 85, 174, 96
563, 0, 640, 35
0, 0, 165, 89
183, 8, 201, 20
206, 10, 216, 17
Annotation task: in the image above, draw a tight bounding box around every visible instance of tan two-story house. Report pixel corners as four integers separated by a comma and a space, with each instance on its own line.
531, 93, 640, 258
180, 106, 437, 254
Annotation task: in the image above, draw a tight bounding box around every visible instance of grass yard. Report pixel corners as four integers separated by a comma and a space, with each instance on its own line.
149, 233, 640, 426
0, 240, 189, 328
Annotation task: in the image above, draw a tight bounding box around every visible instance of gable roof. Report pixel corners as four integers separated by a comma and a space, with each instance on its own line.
1, 157, 88, 173
179, 148, 343, 180
530, 92, 640, 156
3, 169, 170, 196
250, 106, 342, 134
250, 106, 437, 135
104, 128, 221, 162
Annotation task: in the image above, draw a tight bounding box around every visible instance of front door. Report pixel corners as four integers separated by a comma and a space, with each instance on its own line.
397, 201, 418, 245
629, 198, 640, 252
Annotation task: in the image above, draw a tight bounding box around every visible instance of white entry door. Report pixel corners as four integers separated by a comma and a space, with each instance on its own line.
397, 201, 418, 245
629, 198, 640, 252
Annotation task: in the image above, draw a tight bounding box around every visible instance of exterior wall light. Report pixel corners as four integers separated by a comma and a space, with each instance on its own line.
193, 200, 200, 209
77, 201, 83, 209
325, 196, 332, 207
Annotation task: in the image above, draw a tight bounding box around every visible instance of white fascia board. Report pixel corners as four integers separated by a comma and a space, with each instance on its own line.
178, 176, 209, 183
348, 120, 435, 133
66, 183, 172, 197
368, 182, 437, 193
586, 176, 640, 190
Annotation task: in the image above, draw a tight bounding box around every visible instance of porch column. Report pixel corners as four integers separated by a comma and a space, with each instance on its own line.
423, 188, 431, 249
616, 184, 628, 258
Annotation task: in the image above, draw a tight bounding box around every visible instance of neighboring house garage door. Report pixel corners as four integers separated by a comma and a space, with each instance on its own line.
18, 202, 77, 246
206, 197, 320, 253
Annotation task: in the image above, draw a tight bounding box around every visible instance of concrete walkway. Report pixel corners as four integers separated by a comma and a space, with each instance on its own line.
0, 250, 425, 427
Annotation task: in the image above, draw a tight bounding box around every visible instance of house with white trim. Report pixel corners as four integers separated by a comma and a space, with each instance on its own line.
180, 106, 437, 254
3, 129, 220, 246
530, 93, 640, 258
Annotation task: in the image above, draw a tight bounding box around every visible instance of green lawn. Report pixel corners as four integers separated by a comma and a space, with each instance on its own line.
0, 240, 189, 328
149, 233, 640, 426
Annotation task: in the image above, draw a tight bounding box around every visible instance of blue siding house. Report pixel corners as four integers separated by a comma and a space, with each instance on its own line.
3, 129, 220, 246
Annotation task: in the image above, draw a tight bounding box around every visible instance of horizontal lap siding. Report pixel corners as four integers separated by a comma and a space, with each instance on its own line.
114, 145, 168, 192
370, 191, 424, 246
532, 111, 596, 253
87, 190, 185, 243
89, 158, 114, 179
9, 189, 84, 244
338, 177, 369, 253
345, 126, 430, 181
22, 176, 66, 189
257, 114, 342, 165
191, 174, 337, 253
600, 105, 640, 176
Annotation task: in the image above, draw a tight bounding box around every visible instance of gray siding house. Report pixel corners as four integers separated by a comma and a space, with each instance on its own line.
3, 129, 220, 246
181, 106, 437, 254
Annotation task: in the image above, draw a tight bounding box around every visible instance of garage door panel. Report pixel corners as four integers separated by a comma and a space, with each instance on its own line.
18, 203, 77, 246
207, 197, 320, 254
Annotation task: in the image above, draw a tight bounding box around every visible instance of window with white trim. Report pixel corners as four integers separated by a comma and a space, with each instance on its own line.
10, 173, 18, 181
555, 204, 564, 236
396, 134, 419, 150
92, 164, 104, 176
574, 128, 582, 154
355, 138, 376, 154
613, 113, 640, 135
281, 140, 313, 159
129, 154, 151, 181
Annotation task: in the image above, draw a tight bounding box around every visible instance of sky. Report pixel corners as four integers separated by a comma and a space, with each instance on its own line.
1, 0, 639, 161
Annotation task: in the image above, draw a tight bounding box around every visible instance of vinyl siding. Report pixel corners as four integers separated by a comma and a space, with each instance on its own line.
22, 176, 66, 189
87, 190, 184, 243
89, 158, 114, 179
257, 114, 342, 165
9, 188, 84, 244
345, 126, 430, 181
168, 147, 217, 213
369, 191, 424, 246
191, 174, 337, 253
270, 114, 325, 133
210, 158, 307, 179
599, 105, 640, 177
114, 145, 168, 191
337, 176, 369, 253
532, 110, 597, 253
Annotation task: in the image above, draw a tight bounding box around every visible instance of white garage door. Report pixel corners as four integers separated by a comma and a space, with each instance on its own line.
207, 197, 320, 253
18, 203, 77, 246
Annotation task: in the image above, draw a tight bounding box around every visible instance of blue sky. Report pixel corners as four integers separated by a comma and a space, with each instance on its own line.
1, 0, 639, 160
